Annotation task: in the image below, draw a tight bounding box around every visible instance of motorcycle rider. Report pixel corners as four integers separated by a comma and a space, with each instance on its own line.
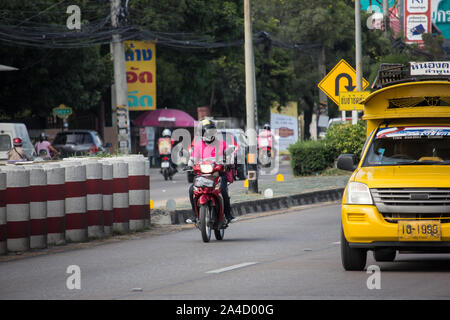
158, 128, 177, 173
186, 119, 236, 224
8, 137, 31, 161
257, 123, 273, 149
35, 132, 60, 160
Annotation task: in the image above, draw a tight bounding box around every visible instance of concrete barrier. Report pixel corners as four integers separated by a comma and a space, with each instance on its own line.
5, 167, 30, 252
0, 172, 6, 255
0, 155, 150, 254
128, 159, 146, 231
101, 160, 114, 236
45, 165, 66, 245
112, 160, 129, 233
85, 161, 104, 238
62, 162, 87, 242
29, 166, 47, 249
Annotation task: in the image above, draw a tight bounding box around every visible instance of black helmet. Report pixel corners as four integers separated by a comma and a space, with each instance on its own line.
199, 119, 217, 143
39, 132, 48, 142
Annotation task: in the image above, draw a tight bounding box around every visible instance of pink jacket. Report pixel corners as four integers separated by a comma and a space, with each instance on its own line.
257, 130, 273, 148
190, 138, 228, 163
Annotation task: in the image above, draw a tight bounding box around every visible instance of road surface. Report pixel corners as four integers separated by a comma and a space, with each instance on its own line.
1, 202, 450, 300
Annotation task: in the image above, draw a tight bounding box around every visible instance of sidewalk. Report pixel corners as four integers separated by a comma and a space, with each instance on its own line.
151, 171, 351, 224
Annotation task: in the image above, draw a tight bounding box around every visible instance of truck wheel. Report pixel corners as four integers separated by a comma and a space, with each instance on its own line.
341, 228, 367, 271
373, 248, 396, 262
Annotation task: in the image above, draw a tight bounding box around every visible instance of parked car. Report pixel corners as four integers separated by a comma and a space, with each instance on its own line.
52, 130, 111, 157
0, 123, 36, 160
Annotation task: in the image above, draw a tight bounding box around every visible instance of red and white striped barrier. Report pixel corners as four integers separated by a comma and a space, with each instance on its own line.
85, 161, 104, 238
112, 160, 129, 233
0, 172, 6, 255
29, 166, 47, 249
46, 165, 66, 245
62, 162, 87, 242
5, 167, 30, 253
128, 159, 147, 231
0, 155, 150, 254
101, 160, 114, 236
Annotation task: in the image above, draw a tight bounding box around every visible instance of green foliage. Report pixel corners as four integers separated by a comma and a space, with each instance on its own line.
288, 140, 337, 176
323, 120, 367, 160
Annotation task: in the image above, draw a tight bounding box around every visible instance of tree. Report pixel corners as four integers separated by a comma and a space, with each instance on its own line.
0, 0, 112, 124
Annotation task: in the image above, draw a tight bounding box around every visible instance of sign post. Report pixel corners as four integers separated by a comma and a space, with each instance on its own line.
53, 104, 72, 132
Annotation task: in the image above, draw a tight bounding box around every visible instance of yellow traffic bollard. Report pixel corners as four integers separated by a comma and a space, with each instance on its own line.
150, 199, 154, 210
244, 179, 249, 188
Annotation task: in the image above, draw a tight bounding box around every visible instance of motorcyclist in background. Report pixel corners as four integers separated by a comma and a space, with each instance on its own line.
35, 132, 60, 160
8, 137, 31, 161
185, 119, 237, 224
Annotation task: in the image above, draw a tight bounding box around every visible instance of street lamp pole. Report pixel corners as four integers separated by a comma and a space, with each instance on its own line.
244, 0, 258, 194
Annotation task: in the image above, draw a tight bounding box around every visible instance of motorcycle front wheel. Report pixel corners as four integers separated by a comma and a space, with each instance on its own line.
199, 204, 212, 242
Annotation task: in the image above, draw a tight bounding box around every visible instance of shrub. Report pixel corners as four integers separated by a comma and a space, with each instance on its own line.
324, 120, 367, 160
288, 140, 337, 176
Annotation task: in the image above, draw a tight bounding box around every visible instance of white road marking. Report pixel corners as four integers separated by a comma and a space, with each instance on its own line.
206, 262, 258, 274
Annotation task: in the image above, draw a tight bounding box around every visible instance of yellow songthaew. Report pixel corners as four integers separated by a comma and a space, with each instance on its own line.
337, 63, 450, 270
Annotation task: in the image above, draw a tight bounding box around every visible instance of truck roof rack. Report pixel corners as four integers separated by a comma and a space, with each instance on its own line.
372, 63, 450, 90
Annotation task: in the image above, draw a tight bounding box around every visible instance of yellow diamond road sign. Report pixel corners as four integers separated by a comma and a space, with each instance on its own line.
318, 59, 369, 106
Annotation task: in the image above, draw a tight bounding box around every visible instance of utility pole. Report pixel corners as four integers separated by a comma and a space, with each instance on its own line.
244, 0, 258, 194
318, 45, 328, 117
110, 0, 131, 153
354, 0, 363, 125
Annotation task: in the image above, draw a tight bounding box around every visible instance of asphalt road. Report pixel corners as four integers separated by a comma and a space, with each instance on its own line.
1, 202, 450, 300
150, 163, 294, 208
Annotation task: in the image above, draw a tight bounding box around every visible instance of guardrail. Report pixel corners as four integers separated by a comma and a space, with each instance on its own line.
0, 155, 150, 255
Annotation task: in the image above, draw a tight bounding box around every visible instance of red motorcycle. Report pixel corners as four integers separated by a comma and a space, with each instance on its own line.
191, 160, 228, 242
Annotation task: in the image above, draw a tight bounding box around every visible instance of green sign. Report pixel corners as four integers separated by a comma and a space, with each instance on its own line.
53, 104, 72, 119
433, 0, 450, 40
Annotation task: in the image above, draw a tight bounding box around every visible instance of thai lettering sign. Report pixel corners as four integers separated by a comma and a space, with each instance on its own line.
339, 91, 370, 111
432, 0, 450, 39
270, 101, 298, 152
410, 61, 450, 75
125, 41, 156, 111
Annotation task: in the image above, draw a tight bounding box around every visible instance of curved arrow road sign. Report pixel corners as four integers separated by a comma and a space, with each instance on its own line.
318, 59, 369, 106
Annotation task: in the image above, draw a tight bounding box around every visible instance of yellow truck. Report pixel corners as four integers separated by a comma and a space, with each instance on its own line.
337, 63, 450, 270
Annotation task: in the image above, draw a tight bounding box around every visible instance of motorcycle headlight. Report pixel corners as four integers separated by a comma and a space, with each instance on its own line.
200, 164, 213, 174
346, 182, 373, 205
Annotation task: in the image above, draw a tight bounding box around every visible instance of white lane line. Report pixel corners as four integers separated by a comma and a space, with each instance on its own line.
206, 262, 258, 274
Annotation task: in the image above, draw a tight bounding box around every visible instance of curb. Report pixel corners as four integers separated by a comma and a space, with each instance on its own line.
167, 188, 344, 225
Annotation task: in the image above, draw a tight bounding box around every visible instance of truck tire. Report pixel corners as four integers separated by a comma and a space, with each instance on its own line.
341, 228, 367, 271
373, 248, 396, 262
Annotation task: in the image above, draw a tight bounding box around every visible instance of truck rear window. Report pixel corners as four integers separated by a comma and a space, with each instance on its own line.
0, 134, 11, 151
363, 126, 450, 166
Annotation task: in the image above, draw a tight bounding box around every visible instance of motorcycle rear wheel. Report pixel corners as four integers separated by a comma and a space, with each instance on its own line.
199, 205, 212, 242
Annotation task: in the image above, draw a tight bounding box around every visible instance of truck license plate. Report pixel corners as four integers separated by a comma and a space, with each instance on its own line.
398, 220, 441, 241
